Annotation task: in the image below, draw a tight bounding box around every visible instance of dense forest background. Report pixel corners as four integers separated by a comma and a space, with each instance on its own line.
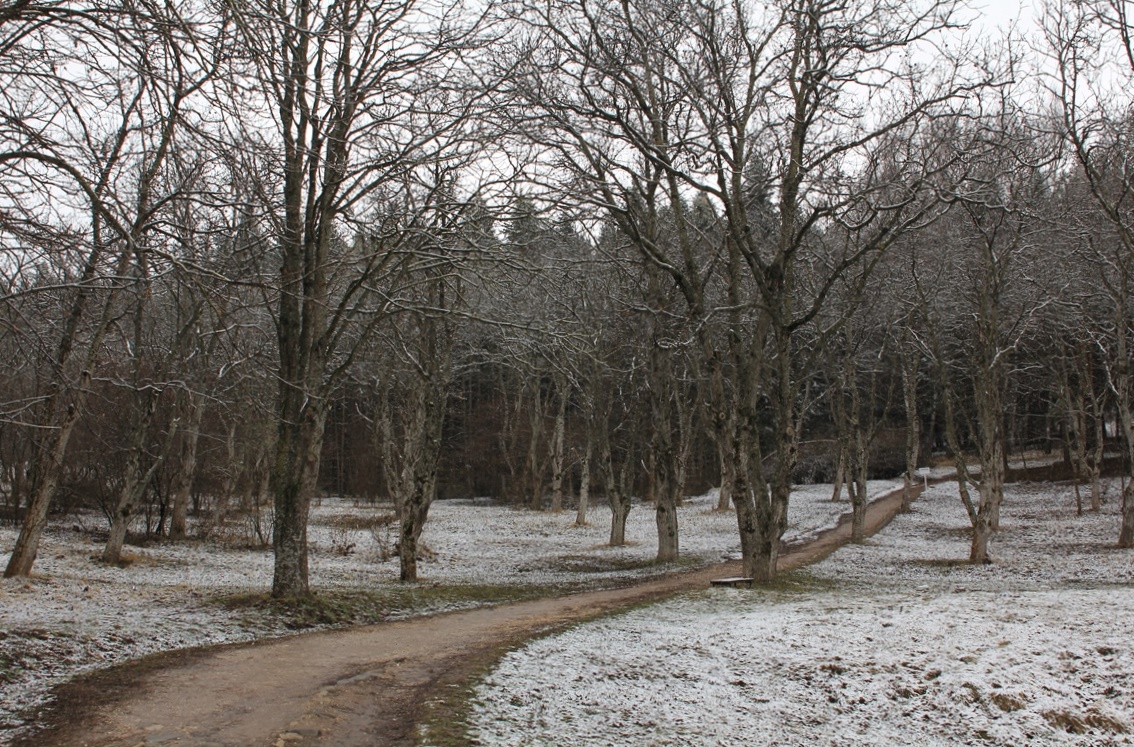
2, 0, 1133, 592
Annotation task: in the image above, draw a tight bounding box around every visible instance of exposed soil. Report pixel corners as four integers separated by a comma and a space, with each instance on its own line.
20, 485, 916, 747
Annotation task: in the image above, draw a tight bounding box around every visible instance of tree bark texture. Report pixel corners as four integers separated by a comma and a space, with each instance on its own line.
168, 397, 204, 540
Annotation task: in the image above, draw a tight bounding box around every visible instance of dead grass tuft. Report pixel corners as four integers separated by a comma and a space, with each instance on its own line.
1043, 708, 1129, 734
958, 682, 982, 704
819, 661, 848, 675
988, 691, 1026, 712
100, 551, 158, 568
318, 512, 398, 531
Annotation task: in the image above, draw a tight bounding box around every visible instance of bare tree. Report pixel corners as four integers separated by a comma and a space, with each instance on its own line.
366, 197, 473, 583
504, 0, 975, 580
220, 0, 490, 597
909, 106, 1054, 563
1, 1, 219, 576
1044, 0, 1134, 546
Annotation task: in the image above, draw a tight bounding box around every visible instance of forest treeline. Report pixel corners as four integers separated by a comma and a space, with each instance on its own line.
1, 0, 1132, 594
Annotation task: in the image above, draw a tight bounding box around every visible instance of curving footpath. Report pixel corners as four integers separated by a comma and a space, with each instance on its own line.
24, 484, 919, 747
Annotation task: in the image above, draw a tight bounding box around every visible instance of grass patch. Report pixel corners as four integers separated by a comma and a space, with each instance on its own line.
747, 568, 839, 594
989, 691, 1027, 712
314, 511, 398, 531
410, 554, 804, 746
0, 629, 76, 687
414, 644, 510, 747
911, 558, 971, 569
412, 599, 641, 747
1043, 708, 1129, 734
215, 583, 558, 629
543, 553, 700, 574
0, 648, 14, 687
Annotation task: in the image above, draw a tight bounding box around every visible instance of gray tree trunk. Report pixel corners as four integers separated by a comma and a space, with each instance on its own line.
103, 390, 181, 563
609, 494, 631, 546
1114, 322, 1134, 548
602, 436, 633, 547
526, 386, 546, 510
271, 403, 328, 598
168, 396, 203, 540
575, 437, 592, 527
900, 342, 921, 512
549, 380, 568, 512
397, 382, 448, 583
4, 386, 86, 577
103, 400, 156, 564
650, 341, 679, 564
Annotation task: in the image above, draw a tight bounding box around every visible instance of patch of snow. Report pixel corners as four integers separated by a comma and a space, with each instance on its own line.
466, 479, 1134, 747
0, 480, 892, 743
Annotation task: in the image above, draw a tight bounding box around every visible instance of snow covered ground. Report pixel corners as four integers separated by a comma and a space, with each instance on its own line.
0, 481, 893, 744
467, 480, 1134, 747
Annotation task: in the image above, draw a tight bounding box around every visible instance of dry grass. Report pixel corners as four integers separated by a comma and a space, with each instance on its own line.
317, 511, 398, 531
988, 691, 1027, 713
1042, 708, 1129, 734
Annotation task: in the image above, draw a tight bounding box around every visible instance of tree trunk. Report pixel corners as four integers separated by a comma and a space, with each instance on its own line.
650, 340, 679, 564
102, 481, 141, 564
575, 436, 592, 527
397, 385, 447, 583
526, 386, 545, 510
939, 367, 987, 563
736, 487, 781, 581
848, 362, 870, 543
602, 437, 633, 546
733, 489, 767, 579
1061, 355, 1089, 515
4, 395, 85, 577
248, 451, 273, 548
849, 459, 867, 543
707, 357, 735, 512
1082, 344, 1106, 512
717, 445, 734, 511
609, 492, 630, 546
830, 450, 846, 502
828, 354, 851, 504
673, 386, 695, 506
549, 381, 568, 512
103, 407, 152, 564
271, 403, 327, 598
1118, 396, 1134, 548
396, 451, 435, 584
901, 343, 921, 512
655, 490, 678, 562
733, 414, 788, 582
979, 395, 1006, 533
400, 482, 434, 583
168, 397, 204, 540
104, 411, 179, 564
969, 511, 994, 563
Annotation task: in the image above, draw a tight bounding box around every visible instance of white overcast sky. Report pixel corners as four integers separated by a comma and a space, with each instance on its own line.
970, 0, 1036, 37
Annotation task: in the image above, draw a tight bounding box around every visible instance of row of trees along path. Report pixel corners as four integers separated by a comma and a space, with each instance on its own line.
23, 484, 918, 747
18, 0, 1134, 602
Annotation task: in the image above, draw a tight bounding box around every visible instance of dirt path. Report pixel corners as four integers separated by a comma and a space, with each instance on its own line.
26, 485, 916, 747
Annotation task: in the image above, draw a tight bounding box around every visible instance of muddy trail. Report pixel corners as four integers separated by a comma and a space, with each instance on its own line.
22, 485, 919, 747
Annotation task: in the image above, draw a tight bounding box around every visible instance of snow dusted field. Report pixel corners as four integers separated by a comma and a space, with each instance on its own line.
468, 480, 1134, 747
0, 481, 892, 743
